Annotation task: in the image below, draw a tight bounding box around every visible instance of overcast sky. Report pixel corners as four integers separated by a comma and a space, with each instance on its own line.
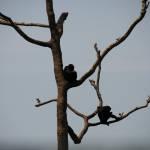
0, 0, 150, 149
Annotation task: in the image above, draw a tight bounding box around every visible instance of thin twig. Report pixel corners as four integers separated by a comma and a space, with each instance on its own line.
35, 98, 57, 107
94, 43, 101, 92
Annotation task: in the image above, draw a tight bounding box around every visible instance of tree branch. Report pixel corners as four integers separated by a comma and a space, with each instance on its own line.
89, 43, 103, 107
35, 98, 56, 107
110, 96, 150, 123
67, 104, 85, 119
35, 98, 85, 118
94, 43, 101, 92
56, 12, 69, 38
101, 0, 149, 61
88, 96, 150, 127
67, 126, 81, 144
0, 19, 49, 28
68, 117, 89, 144
57, 12, 69, 25
0, 12, 50, 47
87, 109, 98, 120
68, 44, 101, 88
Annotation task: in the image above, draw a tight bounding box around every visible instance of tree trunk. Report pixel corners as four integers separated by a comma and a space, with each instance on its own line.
57, 87, 68, 150
51, 43, 68, 150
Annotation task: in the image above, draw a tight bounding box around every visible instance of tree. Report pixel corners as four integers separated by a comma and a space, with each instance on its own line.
0, 0, 150, 150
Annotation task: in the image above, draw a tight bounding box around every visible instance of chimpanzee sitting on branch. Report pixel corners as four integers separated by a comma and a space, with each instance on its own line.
63, 64, 77, 83
97, 105, 119, 126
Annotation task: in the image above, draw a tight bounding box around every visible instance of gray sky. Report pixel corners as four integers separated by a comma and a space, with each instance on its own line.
0, 0, 150, 148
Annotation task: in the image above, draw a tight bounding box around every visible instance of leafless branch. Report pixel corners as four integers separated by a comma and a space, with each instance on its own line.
96, 65, 101, 92
101, 0, 149, 61
0, 12, 50, 47
94, 43, 101, 91
68, 117, 89, 144
35, 98, 57, 107
67, 104, 85, 119
110, 96, 150, 123
0, 19, 49, 28
94, 43, 100, 53
89, 68, 103, 107
67, 126, 81, 144
35, 98, 85, 118
87, 109, 98, 119
78, 117, 89, 140
88, 96, 150, 127
89, 43, 103, 107
56, 12, 68, 38
68, 44, 101, 89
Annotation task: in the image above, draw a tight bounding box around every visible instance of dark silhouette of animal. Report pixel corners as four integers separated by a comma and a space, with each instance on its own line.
63, 64, 77, 83
97, 105, 118, 126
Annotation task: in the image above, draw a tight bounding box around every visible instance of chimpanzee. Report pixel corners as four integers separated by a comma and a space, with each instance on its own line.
97, 105, 118, 126
63, 64, 77, 83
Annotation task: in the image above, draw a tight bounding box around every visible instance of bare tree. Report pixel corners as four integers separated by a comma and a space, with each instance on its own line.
0, 0, 150, 150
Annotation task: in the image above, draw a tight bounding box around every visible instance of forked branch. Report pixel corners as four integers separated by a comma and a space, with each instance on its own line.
0, 12, 50, 47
